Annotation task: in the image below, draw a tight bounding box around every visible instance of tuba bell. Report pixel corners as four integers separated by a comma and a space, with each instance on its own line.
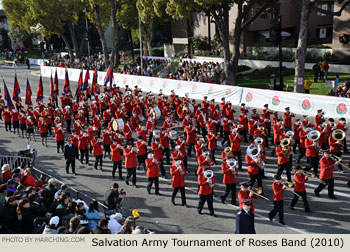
224, 147, 231, 154
332, 129, 345, 144
307, 130, 321, 142
246, 144, 261, 158
281, 138, 290, 147
227, 158, 237, 168
204, 170, 214, 179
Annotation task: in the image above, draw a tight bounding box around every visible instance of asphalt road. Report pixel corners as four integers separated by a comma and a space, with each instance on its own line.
0, 64, 349, 234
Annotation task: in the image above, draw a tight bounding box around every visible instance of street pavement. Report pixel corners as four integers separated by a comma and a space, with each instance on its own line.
0, 64, 349, 234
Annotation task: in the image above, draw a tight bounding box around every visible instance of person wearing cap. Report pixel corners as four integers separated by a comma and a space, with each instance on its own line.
111, 139, 124, 179
271, 119, 284, 157
124, 142, 138, 186
64, 138, 78, 175
197, 166, 216, 217
245, 149, 264, 195
220, 157, 238, 205
235, 199, 255, 234
314, 150, 338, 199
315, 109, 324, 126
328, 128, 344, 172
91, 136, 104, 171
229, 128, 243, 170
238, 182, 258, 214
238, 111, 248, 142
268, 175, 286, 225
104, 183, 125, 214
42, 216, 60, 234
283, 107, 294, 131
170, 159, 187, 207
275, 140, 293, 187
136, 135, 148, 171
151, 137, 166, 178
108, 213, 123, 234
248, 115, 258, 143
289, 166, 311, 212
304, 129, 320, 177
145, 154, 161, 195
337, 117, 348, 153
262, 104, 272, 137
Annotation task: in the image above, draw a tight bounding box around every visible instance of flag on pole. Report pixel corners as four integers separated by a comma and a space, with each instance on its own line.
75, 70, 83, 97
3, 80, 14, 107
83, 68, 90, 92
12, 72, 21, 102
104, 64, 113, 88
36, 75, 44, 102
50, 74, 55, 99
25, 77, 32, 106
91, 68, 98, 94
64, 68, 71, 94
54, 68, 59, 95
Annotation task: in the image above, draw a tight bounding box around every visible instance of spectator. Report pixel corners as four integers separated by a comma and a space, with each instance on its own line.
28, 192, 47, 219
42, 216, 60, 234
304, 76, 312, 94
312, 62, 320, 82
55, 193, 70, 218
54, 184, 68, 201
120, 216, 134, 234
2, 196, 18, 233
334, 75, 340, 88
92, 219, 111, 234
69, 216, 81, 234
104, 183, 124, 212
1, 164, 12, 183
108, 213, 123, 234
17, 198, 34, 234
85, 200, 101, 231
57, 226, 69, 234
319, 60, 325, 81
77, 226, 90, 234
41, 178, 58, 208
62, 202, 77, 229
324, 60, 329, 81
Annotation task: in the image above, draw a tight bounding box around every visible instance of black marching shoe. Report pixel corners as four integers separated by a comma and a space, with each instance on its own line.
279, 220, 286, 225
210, 212, 217, 217
314, 190, 320, 197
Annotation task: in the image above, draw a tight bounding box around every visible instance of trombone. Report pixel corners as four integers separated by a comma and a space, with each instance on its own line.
321, 152, 350, 171
292, 168, 316, 178
278, 178, 302, 199
248, 186, 270, 201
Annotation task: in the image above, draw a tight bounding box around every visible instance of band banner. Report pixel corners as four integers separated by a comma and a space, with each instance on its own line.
41, 66, 348, 119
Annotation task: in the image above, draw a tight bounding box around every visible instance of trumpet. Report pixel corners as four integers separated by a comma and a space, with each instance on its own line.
248, 186, 270, 201
224, 147, 231, 154
258, 126, 265, 132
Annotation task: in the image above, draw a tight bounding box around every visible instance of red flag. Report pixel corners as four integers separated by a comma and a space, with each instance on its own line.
83, 68, 90, 94
13, 72, 21, 102
25, 77, 32, 106
64, 68, 71, 94
104, 64, 113, 88
75, 70, 83, 97
50, 74, 55, 99
3, 80, 14, 107
91, 68, 98, 94
36, 75, 44, 102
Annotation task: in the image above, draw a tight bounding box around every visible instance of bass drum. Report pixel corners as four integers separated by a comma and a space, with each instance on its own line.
112, 119, 125, 132
150, 107, 161, 120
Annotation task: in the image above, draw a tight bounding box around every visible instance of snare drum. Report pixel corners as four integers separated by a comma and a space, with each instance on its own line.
112, 119, 124, 132
150, 107, 161, 120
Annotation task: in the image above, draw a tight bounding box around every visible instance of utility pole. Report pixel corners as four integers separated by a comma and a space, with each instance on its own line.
138, 1, 143, 72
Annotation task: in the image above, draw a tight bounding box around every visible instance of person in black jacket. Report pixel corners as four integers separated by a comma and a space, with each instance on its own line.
41, 178, 58, 208
28, 193, 47, 220
64, 138, 78, 175
312, 62, 320, 83
2, 196, 18, 233
17, 198, 34, 234
235, 199, 255, 234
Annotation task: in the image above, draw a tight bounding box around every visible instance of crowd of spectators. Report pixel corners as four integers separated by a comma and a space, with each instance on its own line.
328, 80, 350, 98
0, 162, 146, 234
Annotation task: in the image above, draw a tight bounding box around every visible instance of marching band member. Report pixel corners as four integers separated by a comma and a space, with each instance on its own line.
136, 136, 148, 171
268, 175, 286, 225
238, 111, 248, 142
26, 115, 35, 141
78, 132, 89, 165
170, 159, 187, 206
145, 153, 161, 195
207, 129, 218, 165
91, 137, 103, 170
185, 125, 197, 157
289, 166, 311, 212
229, 128, 243, 170
122, 121, 133, 147
276, 139, 293, 187
220, 158, 238, 205
247, 115, 257, 142
18, 109, 27, 138
283, 107, 294, 131
262, 104, 272, 137
102, 129, 112, 159
337, 117, 348, 153
10, 108, 20, 135
197, 166, 216, 217
197, 108, 207, 138
54, 123, 65, 153
314, 150, 338, 199
124, 141, 138, 187
159, 128, 170, 165
329, 129, 343, 172
92, 113, 102, 138
146, 117, 156, 146
271, 119, 284, 157
293, 119, 302, 153
305, 128, 320, 177
62, 105, 72, 133
110, 140, 124, 179
315, 109, 324, 126
297, 126, 308, 163
152, 137, 166, 178
245, 145, 264, 194
103, 109, 111, 129
221, 116, 231, 147
38, 117, 48, 147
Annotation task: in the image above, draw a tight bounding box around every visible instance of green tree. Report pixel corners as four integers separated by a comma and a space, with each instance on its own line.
165, 0, 275, 85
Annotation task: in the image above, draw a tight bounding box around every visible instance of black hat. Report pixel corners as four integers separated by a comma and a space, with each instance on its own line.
239, 181, 249, 187
241, 103, 245, 106
112, 183, 119, 189
295, 165, 302, 170
138, 135, 143, 139
323, 149, 330, 154
241, 199, 252, 205
285, 107, 290, 110
317, 109, 322, 112
264, 104, 268, 107
274, 175, 281, 180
